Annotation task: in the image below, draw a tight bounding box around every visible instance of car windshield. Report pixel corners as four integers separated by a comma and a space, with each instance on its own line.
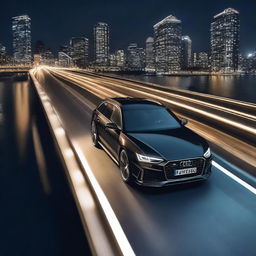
123, 104, 181, 132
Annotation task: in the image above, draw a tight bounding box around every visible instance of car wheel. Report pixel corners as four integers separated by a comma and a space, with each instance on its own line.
91, 121, 100, 148
119, 149, 133, 184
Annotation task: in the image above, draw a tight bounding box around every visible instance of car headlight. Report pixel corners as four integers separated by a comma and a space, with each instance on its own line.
136, 153, 164, 163
203, 148, 211, 158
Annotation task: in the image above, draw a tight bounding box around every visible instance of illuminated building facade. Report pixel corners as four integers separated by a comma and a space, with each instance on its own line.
154, 15, 182, 74
127, 43, 145, 71
70, 37, 89, 67
198, 52, 209, 70
0, 44, 7, 64
211, 8, 240, 73
181, 36, 192, 69
58, 51, 73, 67
115, 50, 125, 68
145, 37, 155, 72
94, 22, 109, 66
12, 15, 32, 64
109, 53, 117, 66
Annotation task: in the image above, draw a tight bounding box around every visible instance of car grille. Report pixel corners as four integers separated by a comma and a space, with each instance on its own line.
165, 158, 205, 180
143, 169, 165, 182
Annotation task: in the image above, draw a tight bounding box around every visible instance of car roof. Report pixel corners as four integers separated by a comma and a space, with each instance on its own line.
106, 97, 163, 107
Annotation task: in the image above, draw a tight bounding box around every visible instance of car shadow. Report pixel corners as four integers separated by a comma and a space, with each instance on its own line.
130, 180, 209, 195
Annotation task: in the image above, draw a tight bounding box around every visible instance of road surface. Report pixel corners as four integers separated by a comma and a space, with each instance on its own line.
34, 68, 256, 256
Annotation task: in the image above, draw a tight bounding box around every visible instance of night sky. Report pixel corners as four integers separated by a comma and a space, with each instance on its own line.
0, 0, 255, 55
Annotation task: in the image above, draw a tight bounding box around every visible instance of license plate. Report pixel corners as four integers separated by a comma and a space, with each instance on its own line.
174, 167, 197, 176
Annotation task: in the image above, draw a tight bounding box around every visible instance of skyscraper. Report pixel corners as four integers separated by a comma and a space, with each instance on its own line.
94, 22, 109, 66
181, 36, 192, 70
154, 15, 182, 74
145, 37, 155, 72
12, 15, 32, 64
211, 8, 240, 73
127, 43, 145, 71
70, 37, 89, 67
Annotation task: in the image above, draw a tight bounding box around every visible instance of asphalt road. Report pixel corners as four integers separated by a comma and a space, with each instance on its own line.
34, 68, 256, 256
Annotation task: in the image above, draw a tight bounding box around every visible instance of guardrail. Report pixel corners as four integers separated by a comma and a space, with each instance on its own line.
29, 70, 135, 256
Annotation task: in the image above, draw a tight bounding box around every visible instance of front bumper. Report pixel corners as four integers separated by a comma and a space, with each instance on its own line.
131, 156, 212, 187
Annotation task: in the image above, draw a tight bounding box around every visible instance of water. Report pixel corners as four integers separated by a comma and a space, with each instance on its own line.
117, 74, 256, 104
0, 79, 91, 256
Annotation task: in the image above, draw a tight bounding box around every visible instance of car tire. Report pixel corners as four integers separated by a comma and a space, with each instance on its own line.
91, 121, 100, 148
119, 149, 133, 184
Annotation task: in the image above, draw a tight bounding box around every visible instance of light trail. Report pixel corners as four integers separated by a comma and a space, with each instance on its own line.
79, 69, 256, 110
51, 69, 256, 136
52, 70, 125, 98
74, 72, 256, 121
213, 161, 256, 195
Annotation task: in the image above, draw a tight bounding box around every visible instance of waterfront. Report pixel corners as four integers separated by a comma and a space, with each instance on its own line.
117, 74, 256, 104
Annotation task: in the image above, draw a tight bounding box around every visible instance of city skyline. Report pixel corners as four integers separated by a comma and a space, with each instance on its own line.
1, 8, 256, 74
0, 0, 256, 55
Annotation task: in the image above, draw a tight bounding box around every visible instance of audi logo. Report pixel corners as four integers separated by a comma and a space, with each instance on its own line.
180, 160, 193, 167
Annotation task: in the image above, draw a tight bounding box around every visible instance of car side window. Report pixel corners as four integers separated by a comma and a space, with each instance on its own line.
97, 102, 113, 119
104, 103, 114, 119
97, 102, 107, 114
111, 106, 122, 128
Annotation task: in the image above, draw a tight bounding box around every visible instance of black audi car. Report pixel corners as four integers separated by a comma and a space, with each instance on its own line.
91, 97, 212, 187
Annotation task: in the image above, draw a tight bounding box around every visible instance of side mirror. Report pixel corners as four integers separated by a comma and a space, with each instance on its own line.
180, 118, 188, 125
105, 122, 119, 130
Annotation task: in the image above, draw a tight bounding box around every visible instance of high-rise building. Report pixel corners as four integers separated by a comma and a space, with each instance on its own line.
245, 52, 256, 73
145, 37, 155, 72
58, 52, 73, 67
193, 53, 198, 68
94, 22, 109, 66
181, 36, 192, 70
115, 50, 125, 68
59, 44, 72, 56
42, 48, 55, 65
198, 52, 209, 70
127, 43, 145, 71
211, 8, 240, 73
154, 15, 182, 74
70, 37, 89, 67
0, 43, 7, 64
12, 15, 32, 64
109, 53, 117, 67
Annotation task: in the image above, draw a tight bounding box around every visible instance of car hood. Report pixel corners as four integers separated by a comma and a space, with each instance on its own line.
127, 128, 208, 161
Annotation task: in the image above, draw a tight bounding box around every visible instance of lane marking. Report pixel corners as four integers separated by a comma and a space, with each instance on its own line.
74, 143, 136, 256
213, 161, 256, 195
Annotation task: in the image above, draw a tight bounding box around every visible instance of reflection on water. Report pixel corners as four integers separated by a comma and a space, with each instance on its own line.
0, 80, 31, 164
120, 74, 256, 103
13, 81, 30, 160
0, 79, 91, 256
